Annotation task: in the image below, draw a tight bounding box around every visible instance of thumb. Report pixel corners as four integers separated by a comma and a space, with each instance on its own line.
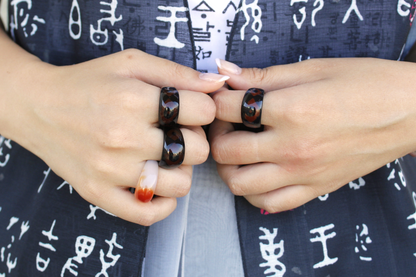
216, 58, 314, 91
120, 49, 229, 93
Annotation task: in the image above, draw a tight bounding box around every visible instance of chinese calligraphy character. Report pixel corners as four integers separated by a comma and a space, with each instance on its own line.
387, 160, 407, 191
407, 192, 416, 230
310, 223, 338, 268
239, 0, 263, 44
61, 236, 96, 277
38, 167, 51, 193
355, 223, 372, 261
258, 227, 286, 277
90, 0, 123, 48
342, 0, 363, 23
96, 233, 123, 277
36, 220, 59, 272
154, 6, 189, 48
349, 177, 366, 190
10, 0, 46, 39
0, 136, 12, 167
69, 0, 81, 40
87, 205, 116, 220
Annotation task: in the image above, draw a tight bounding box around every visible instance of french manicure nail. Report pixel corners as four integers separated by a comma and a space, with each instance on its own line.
135, 160, 158, 203
215, 58, 242, 75
199, 73, 230, 82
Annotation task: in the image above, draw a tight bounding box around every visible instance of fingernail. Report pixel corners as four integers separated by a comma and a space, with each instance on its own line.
215, 58, 242, 75
135, 160, 158, 203
199, 73, 230, 82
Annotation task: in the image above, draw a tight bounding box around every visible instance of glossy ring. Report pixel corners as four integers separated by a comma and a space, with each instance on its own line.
159, 127, 185, 169
135, 160, 158, 203
241, 88, 265, 129
159, 87, 180, 127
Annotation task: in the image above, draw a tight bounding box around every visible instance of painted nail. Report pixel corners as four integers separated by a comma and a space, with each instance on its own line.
199, 73, 230, 82
215, 58, 242, 75
135, 160, 158, 203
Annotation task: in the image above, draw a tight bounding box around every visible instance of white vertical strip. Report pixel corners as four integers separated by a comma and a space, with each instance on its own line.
143, 193, 190, 277
184, 157, 244, 276
0, 0, 9, 31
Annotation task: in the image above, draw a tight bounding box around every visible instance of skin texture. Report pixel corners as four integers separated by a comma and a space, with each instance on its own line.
0, 27, 226, 226
210, 58, 416, 213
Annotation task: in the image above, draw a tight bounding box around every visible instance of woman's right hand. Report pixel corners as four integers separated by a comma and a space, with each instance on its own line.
0, 47, 226, 226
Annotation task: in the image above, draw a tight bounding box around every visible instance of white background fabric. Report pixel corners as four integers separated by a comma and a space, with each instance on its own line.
145, 1, 244, 276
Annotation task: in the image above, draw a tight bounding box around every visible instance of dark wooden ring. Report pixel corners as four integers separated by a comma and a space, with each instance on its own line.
241, 88, 264, 129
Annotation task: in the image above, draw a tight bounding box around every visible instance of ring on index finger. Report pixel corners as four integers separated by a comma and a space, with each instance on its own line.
241, 88, 264, 129
159, 87, 180, 127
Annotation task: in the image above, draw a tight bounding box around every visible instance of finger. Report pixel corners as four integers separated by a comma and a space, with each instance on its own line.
155, 165, 193, 198
176, 126, 209, 165
87, 185, 177, 226
209, 119, 275, 165
100, 126, 207, 188
212, 88, 283, 126
244, 185, 320, 213
178, 90, 216, 125
132, 163, 192, 200
216, 163, 294, 196
130, 82, 216, 126
209, 83, 230, 97
216, 58, 326, 91
119, 49, 228, 93
141, 126, 209, 166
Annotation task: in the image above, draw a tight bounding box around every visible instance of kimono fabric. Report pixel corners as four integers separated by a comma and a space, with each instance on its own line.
0, 0, 415, 276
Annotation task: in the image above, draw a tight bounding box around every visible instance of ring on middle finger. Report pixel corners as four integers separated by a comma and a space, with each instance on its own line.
159, 127, 185, 169
159, 87, 180, 127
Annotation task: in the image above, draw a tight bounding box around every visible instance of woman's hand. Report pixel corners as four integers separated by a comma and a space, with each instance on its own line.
210, 58, 416, 213
1, 45, 227, 225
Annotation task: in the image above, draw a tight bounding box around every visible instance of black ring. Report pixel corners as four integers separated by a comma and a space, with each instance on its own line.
159, 87, 180, 127
241, 88, 265, 129
159, 127, 185, 169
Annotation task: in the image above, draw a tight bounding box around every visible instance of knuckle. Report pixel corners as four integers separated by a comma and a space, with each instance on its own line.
96, 128, 124, 149
137, 212, 157, 227
281, 101, 309, 126
94, 121, 137, 150
227, 174, 245, 196
211, 141, 245, 165
79, 181, 105, 205
168, 62, 187, 86
287, 140, 315, 162
193, 140, 210, 164
93, 156, 114, 176
213, 94, 229, 120
248, 67, 270, 84
117, 89, 140, 111
302, 58, 328, 74
263, 197, 285, 214
121, 48, 140, 61
118, 49, 140, 69
201, 96, 216, 123
174, 174, 192, 197
210, 141, 228, 164
280, 140, 324, 178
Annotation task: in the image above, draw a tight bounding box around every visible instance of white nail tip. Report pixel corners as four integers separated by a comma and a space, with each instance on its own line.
199, 73, 230, 82
215, 58, 222, 69
219, 75, 230, 82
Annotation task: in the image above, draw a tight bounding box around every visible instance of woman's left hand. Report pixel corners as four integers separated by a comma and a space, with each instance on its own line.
210, 58, 416, 213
